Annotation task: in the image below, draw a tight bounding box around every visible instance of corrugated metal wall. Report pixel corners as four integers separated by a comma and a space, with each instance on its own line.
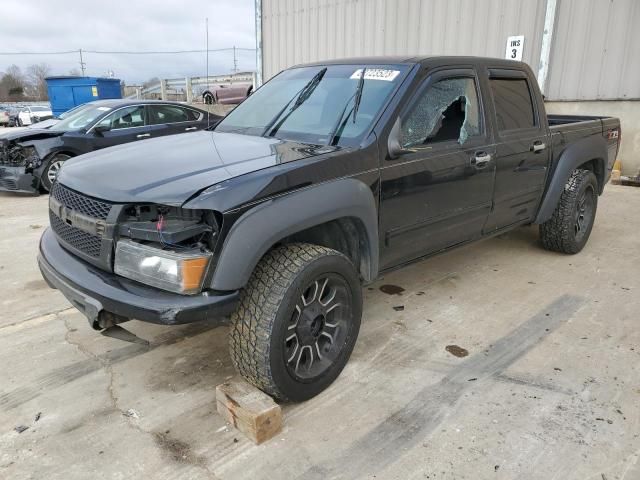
261, 0, 640, 101
546, 0, 640, 100
262, 0, 546, 80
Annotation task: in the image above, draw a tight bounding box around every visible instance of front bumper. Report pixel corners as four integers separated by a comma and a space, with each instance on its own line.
0, 165, 39, 194
38, 228, 240, 326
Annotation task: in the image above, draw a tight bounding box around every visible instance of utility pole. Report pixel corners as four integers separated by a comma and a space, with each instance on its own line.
78, 49, 86, 76
233, 45, 238, 74
205, 17, 210, 128
206, 18, 209, 91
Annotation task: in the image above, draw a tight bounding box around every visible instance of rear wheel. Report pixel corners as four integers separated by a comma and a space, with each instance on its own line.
540, 169, 598, 254
229, 243, 362, 402
40, 154, 71, 192
203, 91, 216, 105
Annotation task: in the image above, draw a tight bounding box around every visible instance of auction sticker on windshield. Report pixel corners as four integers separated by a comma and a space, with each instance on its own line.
350, 68, 400, 81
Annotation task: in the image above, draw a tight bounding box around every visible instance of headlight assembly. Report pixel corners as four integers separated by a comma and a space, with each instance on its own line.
114, 240, 212, 295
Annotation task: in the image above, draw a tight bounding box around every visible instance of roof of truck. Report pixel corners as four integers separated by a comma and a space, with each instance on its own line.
295, 55, 528, 69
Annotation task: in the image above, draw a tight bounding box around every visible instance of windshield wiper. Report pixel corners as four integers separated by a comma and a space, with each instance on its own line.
327, 68, 366, 146
262, 67, 327, 138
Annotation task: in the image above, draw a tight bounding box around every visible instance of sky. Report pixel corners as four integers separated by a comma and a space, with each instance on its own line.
0, 0, 257, 84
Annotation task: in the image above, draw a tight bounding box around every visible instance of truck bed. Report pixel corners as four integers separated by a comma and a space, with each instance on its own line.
548, 113, 613, 127
546, 114, 621, 188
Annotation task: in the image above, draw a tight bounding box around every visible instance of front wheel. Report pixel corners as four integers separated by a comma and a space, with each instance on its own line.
229, 243, 362, 402
540, 169, 598, 254
40, 154, 71, 192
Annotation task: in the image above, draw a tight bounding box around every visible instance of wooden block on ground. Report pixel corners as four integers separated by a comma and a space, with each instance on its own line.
611, 169, 622, 185
216, 380, 282, 444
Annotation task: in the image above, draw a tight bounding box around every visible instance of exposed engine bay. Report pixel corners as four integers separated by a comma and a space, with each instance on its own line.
0, 139, 41, 170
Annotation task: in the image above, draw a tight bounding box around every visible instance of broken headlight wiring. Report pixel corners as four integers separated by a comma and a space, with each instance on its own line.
113, 205, 220, 294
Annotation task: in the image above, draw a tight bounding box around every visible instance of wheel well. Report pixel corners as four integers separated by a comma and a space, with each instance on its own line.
50, 151, 74, 159
277, 217, 372, 281
576, 158, 605, 193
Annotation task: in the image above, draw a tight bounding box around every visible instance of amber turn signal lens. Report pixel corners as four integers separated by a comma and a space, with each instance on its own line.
181, 257, 210, 291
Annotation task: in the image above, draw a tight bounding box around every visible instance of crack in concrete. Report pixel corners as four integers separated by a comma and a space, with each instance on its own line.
61, 316, 219, 480
0, 307, 75, 332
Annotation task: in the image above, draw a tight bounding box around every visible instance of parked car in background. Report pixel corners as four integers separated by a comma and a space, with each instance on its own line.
7, 106, 23, 127
17, 105, 53, 126
202, 83, 253, 104
0, 106, 10, 126
0, 104, 91, 137
37, 57, 620, 402
0, 99, 218, 193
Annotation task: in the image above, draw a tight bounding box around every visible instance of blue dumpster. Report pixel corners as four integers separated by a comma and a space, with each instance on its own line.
46, 77, 122, 117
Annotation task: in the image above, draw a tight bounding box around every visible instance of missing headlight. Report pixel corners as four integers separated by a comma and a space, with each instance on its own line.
0, 143, 40, 168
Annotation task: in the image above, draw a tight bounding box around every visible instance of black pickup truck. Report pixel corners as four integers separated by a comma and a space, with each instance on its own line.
38, 56, 621, 401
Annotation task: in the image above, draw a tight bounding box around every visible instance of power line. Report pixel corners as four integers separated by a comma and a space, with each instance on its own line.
0, 50, 78, 55
0, 47, 256, 55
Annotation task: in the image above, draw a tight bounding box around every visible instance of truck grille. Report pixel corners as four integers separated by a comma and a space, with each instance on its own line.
51, 182, 112, 220
49, 211, 103, 258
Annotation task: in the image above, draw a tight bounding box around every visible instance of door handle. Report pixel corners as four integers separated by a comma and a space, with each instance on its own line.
184, 126, 198, 131
471, 152, 492, 168
136, 133, 151, 138
531, 142, 546, 153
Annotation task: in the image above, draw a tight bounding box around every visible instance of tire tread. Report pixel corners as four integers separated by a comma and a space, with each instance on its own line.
540, 169, 597, 254
229, 243, 347, 401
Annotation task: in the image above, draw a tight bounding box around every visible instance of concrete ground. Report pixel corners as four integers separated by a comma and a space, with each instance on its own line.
0, 186, 639, 480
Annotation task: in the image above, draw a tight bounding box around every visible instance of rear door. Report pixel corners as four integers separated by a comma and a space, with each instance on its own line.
379, 67, 495, 268
482, 69, 550, 232
147, 104, 205, 136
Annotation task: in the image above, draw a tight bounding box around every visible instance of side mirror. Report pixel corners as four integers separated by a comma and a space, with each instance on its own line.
93, 124, 111, 136
387, 117, 416, 159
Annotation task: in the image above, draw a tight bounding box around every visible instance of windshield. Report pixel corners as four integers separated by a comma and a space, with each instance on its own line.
57, 103, 89, 120
216, 64, 408, 145
49, 104, 112, 132
30, 106, 50, 112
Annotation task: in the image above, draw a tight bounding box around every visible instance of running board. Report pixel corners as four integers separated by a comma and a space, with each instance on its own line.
101, 325, 149, 346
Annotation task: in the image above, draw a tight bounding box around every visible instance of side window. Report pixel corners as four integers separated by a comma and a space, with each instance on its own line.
150, 105, 200, 124
490, 78, 536, 131
401, 77, 482, 148
97, 106, 146, 130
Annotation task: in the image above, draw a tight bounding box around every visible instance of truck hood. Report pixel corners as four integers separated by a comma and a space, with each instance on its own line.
57, 131, 332, 205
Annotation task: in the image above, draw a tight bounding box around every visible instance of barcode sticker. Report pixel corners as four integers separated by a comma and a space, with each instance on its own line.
350, 69, 401, 81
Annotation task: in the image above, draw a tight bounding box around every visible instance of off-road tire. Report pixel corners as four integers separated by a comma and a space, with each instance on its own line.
229, 243, 362, 402
540, 169, 598, 254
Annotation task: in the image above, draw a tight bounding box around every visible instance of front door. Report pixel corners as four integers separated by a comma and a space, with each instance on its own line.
379, 69, 495, 269
90, 105, 152, 149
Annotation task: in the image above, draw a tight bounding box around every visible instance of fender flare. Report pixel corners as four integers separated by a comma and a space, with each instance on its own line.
534, 135, 607, 224
210, 178, 379, 291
